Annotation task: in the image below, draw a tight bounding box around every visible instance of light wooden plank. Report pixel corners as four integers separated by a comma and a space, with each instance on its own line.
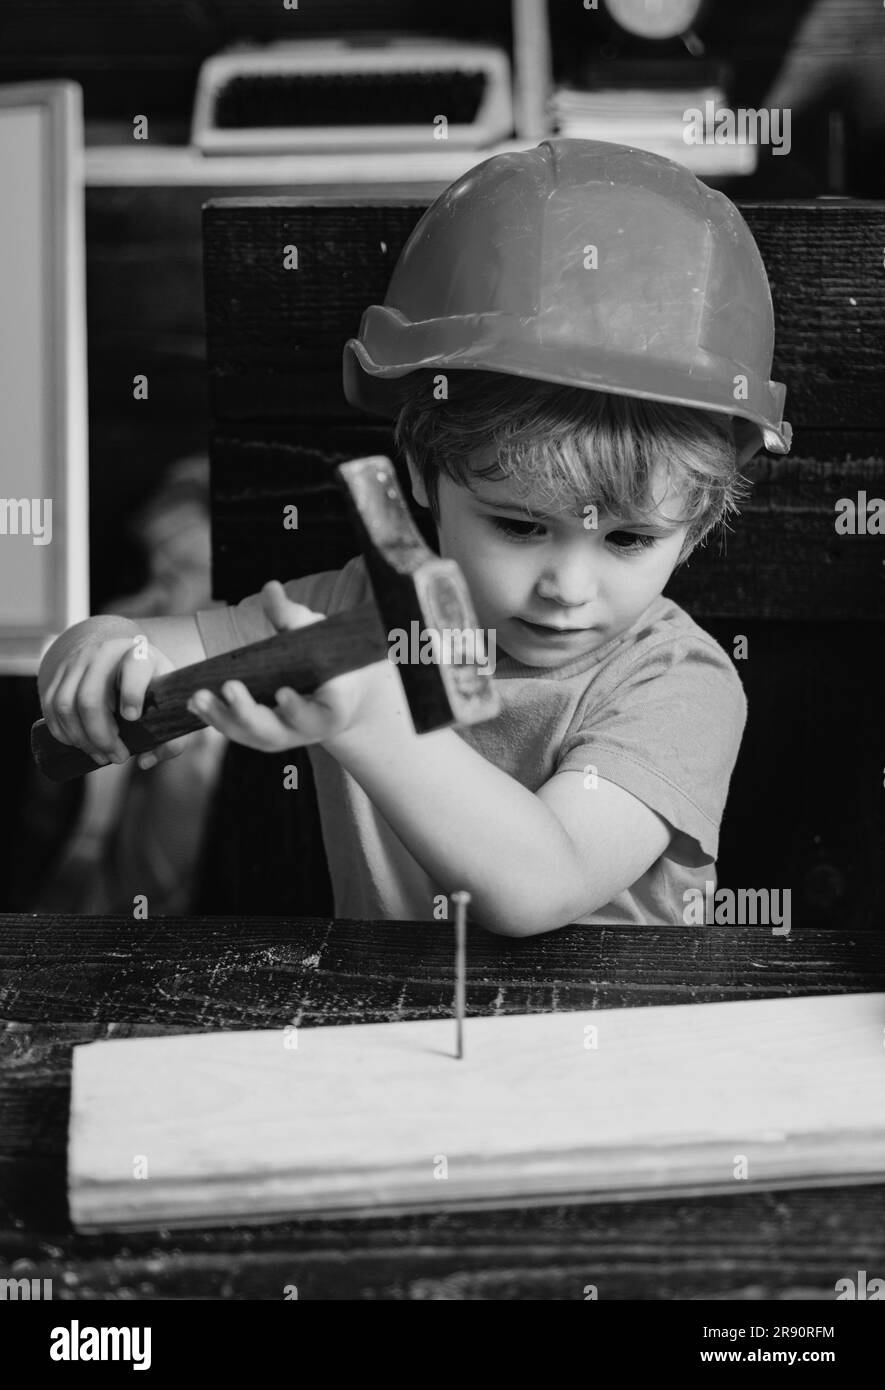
83, 139, 755, 187
69, 993, 885, 1232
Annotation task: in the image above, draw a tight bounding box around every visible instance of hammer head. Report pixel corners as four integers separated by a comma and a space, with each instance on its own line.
336, 457, 500, 733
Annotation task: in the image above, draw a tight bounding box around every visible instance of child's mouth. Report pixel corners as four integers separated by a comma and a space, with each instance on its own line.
514, 618, 595, 641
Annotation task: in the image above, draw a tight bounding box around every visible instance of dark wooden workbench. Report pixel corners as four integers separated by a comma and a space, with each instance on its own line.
1, 913, 883, 1300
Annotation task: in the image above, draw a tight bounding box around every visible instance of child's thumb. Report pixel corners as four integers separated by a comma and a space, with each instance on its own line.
136, 734, 190, 771
261, 580, 325, 632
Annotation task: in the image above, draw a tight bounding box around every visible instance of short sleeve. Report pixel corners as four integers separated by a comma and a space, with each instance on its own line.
555, 637, 747, 865
194, 556, 368, 658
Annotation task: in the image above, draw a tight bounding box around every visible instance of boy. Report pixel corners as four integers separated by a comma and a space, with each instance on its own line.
37, 140, 791, 936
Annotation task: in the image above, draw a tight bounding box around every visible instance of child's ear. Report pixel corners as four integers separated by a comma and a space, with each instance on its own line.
403, 453, 430, 510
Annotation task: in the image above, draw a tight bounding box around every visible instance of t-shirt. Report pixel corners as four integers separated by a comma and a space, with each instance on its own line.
194, 554, 747, 926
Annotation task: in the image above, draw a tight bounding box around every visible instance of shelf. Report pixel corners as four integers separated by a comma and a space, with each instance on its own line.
84, 138, 756, 187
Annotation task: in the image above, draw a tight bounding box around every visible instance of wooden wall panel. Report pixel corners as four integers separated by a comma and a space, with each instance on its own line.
666, 449, 885, 621
203, 200, 422, 423
710, 618, 884, 927
749, 204, 885, 430
203, 201, 885, 431
209, 425, 435, 603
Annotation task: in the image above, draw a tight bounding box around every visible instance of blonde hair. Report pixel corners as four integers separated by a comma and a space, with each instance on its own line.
394, 370, 750, 565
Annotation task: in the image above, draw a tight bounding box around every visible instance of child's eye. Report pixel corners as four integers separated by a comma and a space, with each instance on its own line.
606, 531, 658, 554
486, 516, 659, 553
487, 516, 546, 541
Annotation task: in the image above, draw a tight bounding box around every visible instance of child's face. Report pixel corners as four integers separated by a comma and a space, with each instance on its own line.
408, 448, 690, 667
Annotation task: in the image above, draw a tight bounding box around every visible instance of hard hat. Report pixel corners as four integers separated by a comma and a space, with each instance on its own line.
343, 139, 792, 465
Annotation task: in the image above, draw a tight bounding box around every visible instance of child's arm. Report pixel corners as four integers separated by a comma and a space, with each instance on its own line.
324, 702, 672, 937
188, 588, 672, 936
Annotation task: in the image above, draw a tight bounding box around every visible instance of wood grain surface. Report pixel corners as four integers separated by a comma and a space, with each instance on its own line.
202, 201, 885, 431
3, 913, 885, 1298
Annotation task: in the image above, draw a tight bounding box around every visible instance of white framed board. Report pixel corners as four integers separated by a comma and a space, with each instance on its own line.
0, 81, 88, 674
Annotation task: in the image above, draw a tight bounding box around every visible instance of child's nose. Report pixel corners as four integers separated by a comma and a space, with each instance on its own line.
536, 554, 600, 608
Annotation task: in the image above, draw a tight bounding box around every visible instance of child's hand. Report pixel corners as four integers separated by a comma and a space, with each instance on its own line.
39, 629, 189, 769
185, 580, 405, 752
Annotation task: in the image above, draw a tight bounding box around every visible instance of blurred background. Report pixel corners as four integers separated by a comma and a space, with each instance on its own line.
0, 0, 883, 913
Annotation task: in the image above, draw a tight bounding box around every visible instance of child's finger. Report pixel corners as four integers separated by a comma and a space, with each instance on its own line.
117, 643, 168, 724
187, 683, 301, 748
217, 679, 278, 726
48, 668, 105, 762
260, 580, 325, 633
275, 687, 344, 743
137, 734, 190, 771
186, 688, 236, 736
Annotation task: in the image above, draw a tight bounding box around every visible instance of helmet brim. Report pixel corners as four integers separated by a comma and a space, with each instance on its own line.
343, 334, 792, 467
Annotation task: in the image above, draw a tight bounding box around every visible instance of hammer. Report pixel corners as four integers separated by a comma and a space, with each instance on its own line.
31, 457, 500, 782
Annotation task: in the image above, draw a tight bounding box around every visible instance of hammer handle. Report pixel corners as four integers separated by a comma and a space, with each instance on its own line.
31, 601, 385, 782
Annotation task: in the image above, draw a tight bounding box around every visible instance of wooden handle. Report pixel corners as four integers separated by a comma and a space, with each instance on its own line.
31, 602, 385, 782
